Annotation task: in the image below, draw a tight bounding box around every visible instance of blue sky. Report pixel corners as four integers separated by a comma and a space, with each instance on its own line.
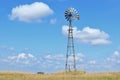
0, 0, 120, 73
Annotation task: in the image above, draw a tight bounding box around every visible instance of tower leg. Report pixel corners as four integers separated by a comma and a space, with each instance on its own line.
65, 21, 76, 72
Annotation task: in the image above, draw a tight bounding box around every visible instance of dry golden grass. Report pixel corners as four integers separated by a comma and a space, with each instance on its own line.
0, 71, 120, 80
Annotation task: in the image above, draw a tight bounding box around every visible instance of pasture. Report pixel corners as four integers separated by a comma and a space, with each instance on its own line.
0, 71, 120, 80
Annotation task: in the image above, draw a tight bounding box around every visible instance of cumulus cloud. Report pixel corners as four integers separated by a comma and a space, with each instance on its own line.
9, 2, 53, 22
18, 53, 27, 59
1, 52, 85, 71
107, 51, 120, 63
1, 51, 120, 72
113, 51, 120, 57
62, 25, 111, 45
28, 53, 34, 58
7, 53, 35, 65
8, 53, 34, 60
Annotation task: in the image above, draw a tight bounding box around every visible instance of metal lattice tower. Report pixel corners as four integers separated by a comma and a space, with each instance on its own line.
65, 8, 80, 72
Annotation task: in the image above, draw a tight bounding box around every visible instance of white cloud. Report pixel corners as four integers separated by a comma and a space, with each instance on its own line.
107, 51, 120, 62
18, 53, 27, 59
28, 53, 34, 58
77, 53, 85, 58
8, 56, 16, 60
7, 53, 34, 60
89, 60, 96, 65
9, 2, 53, 22
62, 25, 111, 45
62, 25, 69, 36
113, 51, 120, 57
45, 55, 52, 59
0, 46, 15, 51
1, 51, 120, 72
50, 18, 57, 24
44, 53, 85, 62
107, 57, 116, 62
6, 53, 35, 65
76, 53, 85, 62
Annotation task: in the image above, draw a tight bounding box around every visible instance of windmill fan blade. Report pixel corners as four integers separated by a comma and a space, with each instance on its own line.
65, 7, 79, 21
75, 15, 80, 19
65, 11, 68, 13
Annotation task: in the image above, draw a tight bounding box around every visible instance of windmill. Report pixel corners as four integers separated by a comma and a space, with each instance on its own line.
65, 8, 80, 72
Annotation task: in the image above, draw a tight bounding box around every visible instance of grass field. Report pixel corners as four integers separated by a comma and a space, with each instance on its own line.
0, 71, 120, 80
